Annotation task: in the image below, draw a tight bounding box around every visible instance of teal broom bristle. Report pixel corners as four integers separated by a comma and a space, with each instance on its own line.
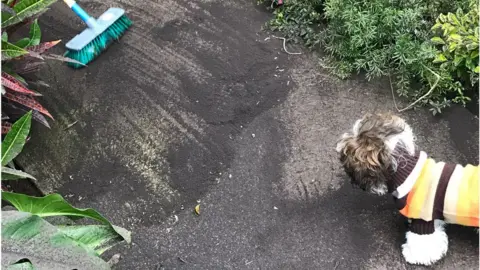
65, 15, 132, 68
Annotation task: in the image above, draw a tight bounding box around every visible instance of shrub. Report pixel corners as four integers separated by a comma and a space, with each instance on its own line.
1, 112, 131, 269
431, 0, 479, 91
262, 0, 479, 114
1, 0, 82, 133
264, 0, 323, 48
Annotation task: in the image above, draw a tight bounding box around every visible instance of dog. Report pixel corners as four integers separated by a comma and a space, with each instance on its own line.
335, 113, 479, 266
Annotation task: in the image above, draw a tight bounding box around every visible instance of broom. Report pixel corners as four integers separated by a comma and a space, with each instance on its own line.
62, 0, 132, 68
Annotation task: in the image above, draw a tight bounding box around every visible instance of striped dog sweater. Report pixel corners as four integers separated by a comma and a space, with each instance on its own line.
388, 146, 479, 234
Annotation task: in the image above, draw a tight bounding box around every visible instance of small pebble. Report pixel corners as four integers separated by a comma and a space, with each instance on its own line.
273, 206, 278, 210
252, 133, 256, 138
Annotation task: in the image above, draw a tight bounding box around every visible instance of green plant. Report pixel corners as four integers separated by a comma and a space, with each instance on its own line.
1, 112, 131, 269
1, 0, 82, 133
322, 0, 475, 113
264, 0, 323, 48
262, 0, 477, 114
431, 0, 479, 87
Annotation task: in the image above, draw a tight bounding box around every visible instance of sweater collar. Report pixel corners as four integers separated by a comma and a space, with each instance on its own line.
387, 144, 427, 198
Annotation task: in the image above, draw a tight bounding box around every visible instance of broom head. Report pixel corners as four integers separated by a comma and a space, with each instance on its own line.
64, 7, 132, 68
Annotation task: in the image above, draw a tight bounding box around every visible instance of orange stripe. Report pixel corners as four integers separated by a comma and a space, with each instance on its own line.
456, 165, 476, 225
468, 166, 479, 226
408, 159, 434, 218
400, 186, 416, 217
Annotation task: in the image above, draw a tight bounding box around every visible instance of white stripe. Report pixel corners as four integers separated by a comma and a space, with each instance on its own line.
443, 164, 464, 224
393, 151, 428, 198
419, 162, 445, 220
63, 0, 76, 8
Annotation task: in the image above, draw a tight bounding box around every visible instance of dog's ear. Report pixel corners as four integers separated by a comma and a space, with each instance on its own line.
338, 133, 392, 190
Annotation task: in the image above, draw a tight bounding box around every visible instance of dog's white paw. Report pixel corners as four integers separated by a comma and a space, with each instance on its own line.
401, 226, 448, 266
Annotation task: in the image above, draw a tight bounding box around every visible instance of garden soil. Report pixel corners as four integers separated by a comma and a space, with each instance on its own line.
17, 0, 479, 269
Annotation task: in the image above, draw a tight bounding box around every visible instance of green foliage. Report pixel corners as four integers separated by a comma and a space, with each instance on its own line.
1, 0, 79, 132
1, 0, 57, 28
14, 19, 41, 48
262, 0, 478, 113
1, 115, 131, 269
1, 111, 31, 166
1, 40, 28, 60
265, 0, 323, 48
2, 211, 129, 269
431, 0, 479, 87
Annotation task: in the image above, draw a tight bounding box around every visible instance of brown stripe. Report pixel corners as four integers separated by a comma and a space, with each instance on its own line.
410, 219, 435, 235
433, 163, 456, 219
394, 196, 407, 210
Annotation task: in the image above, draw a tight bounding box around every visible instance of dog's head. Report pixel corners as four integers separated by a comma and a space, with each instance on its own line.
335, 113, 415, 195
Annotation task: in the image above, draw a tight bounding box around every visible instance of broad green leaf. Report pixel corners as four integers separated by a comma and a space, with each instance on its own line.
1, 2, 15, 15
1, 192, 131, 243
466, 43, 478, 51
58, 225, 131, 255
2, 31, 8, 41
28, 19, 41, 46
1, 111, 32, 166
2, 192, 111, 222
433, 53, 447, 63
2, 166, 36, 180
432, 22, 442, 30
14, 38, 31, 48
2, 0, 57, 28
2, 211, 111, 270
430, 37, 445, 45
453, 55, 464, 66
439, 14, 447, 22
1, 40, 28, 60
447, 13, 460, 25
448, 42, 458, 52
6, 260, 35, 270
471, 50, 479, 59
449, 33, 461, 41
475, 66, 480, 73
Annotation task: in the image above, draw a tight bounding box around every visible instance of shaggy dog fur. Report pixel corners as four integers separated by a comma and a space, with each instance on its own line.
336, 113, 478, 266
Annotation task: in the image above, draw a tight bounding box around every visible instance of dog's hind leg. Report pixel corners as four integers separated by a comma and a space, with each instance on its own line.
401, 219, 448, 266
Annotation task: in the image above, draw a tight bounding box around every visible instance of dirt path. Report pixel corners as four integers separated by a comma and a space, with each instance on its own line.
19, 0, 478, 269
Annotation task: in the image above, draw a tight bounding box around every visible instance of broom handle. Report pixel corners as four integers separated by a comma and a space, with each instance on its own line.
63, 0, 99, 29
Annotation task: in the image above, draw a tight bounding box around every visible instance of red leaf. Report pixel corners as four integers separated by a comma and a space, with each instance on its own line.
2, 102, 51, 128
2, 122, 12, 134
26, 40, 61, 54
32, 110, 50, 128
13, 61, 45, 74
42, 53, 86, 66
4, 92, 53, 119
25, 51, 44, 60
1, 72, 40, 96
